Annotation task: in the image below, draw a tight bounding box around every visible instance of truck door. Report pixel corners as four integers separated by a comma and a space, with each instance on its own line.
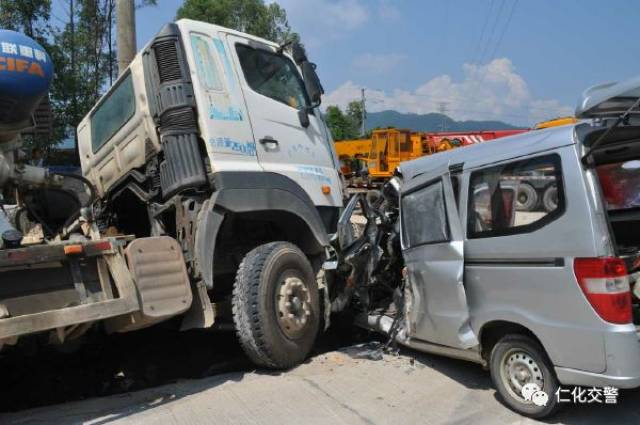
225, 34, 341, 206
400, 165, 478, 349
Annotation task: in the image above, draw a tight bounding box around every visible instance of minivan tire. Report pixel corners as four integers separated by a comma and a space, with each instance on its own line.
489, 334, 561, 419
232, 241, 320, 369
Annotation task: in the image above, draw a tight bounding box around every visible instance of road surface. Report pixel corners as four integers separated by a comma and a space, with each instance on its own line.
2, 343, 639, 425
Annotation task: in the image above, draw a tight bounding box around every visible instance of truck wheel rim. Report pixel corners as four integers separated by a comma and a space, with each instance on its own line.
500, 349, 544, 403
516, 185, 537, 211
276, 275, 312, 339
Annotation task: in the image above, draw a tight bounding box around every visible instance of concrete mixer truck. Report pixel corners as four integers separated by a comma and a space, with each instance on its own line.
0, 21, 343, 370
0, 29, 193, 355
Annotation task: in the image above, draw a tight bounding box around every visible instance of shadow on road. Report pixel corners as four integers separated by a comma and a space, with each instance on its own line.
0, 317, 360, 415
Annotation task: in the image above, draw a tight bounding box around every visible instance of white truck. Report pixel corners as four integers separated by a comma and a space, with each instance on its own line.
0, 20, 343, 369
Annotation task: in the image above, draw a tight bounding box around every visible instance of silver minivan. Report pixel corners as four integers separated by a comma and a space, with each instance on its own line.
330, 77, 640, 418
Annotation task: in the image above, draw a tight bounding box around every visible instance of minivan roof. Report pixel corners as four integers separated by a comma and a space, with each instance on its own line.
400, 124, 576, 181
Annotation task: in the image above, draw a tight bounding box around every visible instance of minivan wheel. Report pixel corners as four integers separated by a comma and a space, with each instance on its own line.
490, 334, 561, 418
516, 183, 538, 211
542, 185, 558, 212
232, 241, 320, 369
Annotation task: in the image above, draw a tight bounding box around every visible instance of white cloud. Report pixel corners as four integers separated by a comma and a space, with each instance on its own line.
378, 0, 402, 21
323, 58, 573, 126
277, 0, 370, 46
351, 53, 408, 74
277, 0, 402, 46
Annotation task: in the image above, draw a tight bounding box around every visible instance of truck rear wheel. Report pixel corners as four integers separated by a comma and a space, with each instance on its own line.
516, 183, 538, 211
232, 241, 320, 369
542, 185, 558, 212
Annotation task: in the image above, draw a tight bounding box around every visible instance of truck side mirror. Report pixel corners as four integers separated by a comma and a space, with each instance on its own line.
298, 109, 310, 128
302, 61, 323, 107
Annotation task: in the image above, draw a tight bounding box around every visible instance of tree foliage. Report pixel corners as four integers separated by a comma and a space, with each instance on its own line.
346, 100, 364, 135
0, 0, 157, 162
49, 1, 117, 154
1, 0, 302, 163
325, 101, 365, 141
0, 0, 51, 39
176, 0, 298, 44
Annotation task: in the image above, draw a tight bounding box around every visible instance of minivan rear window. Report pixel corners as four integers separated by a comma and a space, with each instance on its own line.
467, 154, 564, 238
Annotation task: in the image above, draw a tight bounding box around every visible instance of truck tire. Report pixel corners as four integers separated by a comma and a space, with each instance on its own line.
516, 183, 538, 211
232, 241, 320, 369
542, 185, 558, 212
489, 334, 561, 419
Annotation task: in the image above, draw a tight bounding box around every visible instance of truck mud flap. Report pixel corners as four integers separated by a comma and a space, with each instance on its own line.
124, 236, 192, 319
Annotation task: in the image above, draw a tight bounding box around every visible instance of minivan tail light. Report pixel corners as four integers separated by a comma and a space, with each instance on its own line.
573, 257, 632, 324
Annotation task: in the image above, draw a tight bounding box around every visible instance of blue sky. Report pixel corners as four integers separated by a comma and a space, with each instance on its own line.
60, 0, 640, 126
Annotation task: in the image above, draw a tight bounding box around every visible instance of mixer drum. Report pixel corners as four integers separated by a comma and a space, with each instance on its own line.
0, 30, 53, 131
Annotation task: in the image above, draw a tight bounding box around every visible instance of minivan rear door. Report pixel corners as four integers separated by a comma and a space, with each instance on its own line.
576, 75, 640, 119
400, 164, 478, 349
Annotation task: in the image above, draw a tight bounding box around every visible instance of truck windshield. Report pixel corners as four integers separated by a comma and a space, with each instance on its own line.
236, 44, 309, 110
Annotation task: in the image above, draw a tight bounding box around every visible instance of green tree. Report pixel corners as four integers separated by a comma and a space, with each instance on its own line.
176, 0, 298, 44
0, 0, 51, 39
1, 0, 158, 162
47, 0, 116, 160
0, 1, 54, 153
346, 100, 364, 136
325, 105, 359, 141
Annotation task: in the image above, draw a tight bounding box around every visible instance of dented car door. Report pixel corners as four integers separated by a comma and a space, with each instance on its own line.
400, 165, 478, 349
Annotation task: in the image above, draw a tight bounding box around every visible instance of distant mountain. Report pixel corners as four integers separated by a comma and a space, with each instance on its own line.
365, 110, 524, 132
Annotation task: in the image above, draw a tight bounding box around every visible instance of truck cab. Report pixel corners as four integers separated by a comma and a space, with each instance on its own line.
76, 20, 343, 368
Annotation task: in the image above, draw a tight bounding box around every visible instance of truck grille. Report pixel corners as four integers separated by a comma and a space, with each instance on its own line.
155, 40, 182, 82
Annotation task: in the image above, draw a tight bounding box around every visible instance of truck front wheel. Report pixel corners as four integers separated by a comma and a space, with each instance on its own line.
232, 241, 320, 369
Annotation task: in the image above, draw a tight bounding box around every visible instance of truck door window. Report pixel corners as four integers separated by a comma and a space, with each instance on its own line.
90, 72, 135, 152
235, 44, 309, 110
402, 180, 450, 247
190, 34, 224, 91
467, 154, 564, 238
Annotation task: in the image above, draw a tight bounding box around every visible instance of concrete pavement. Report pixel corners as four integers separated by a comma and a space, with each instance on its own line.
2, 344, 639, 425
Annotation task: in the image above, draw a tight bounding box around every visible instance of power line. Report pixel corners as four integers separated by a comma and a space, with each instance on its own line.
438, 0, 450, 58
477, 0, 506, 66
486, 0, 519, 64
471, 0, 495, 66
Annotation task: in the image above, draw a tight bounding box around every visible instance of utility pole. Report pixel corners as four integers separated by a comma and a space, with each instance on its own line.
437, 101, 449, 132
360, 88, 367, 137
116, 0, 136, 75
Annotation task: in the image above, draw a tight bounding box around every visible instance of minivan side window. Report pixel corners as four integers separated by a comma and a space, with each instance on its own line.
402, 179, 450, 247
467, 154, 564, 238
235, 44, 309, 110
